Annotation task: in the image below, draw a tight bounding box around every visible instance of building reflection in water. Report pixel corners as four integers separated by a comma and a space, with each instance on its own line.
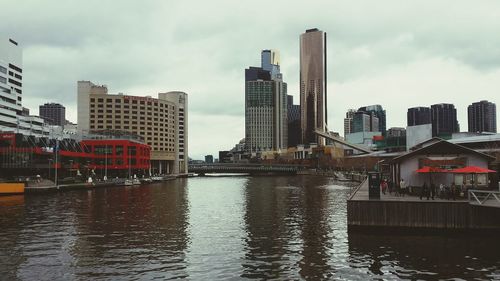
241, 176, 336, 280
0, 195, 26, 280
70, 179, 190, 279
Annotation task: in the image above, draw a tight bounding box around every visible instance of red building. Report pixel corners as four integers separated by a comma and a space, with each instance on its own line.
0, 133, 150, 180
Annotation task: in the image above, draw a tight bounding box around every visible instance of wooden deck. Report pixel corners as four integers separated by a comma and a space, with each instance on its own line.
347, 179, 500, 231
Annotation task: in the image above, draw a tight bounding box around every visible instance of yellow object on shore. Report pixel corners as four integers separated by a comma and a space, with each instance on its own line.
0, 183, 25, 195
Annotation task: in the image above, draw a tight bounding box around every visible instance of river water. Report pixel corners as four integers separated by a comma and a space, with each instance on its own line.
0, 176, 499, 280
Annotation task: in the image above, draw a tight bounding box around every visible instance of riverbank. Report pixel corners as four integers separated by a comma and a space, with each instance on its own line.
347, 179, 500, 232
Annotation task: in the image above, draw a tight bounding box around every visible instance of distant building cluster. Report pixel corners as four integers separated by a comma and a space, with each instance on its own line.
0, 37, 188, 177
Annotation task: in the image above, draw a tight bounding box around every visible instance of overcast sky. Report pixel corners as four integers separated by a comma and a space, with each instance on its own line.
2, 0, 500, 159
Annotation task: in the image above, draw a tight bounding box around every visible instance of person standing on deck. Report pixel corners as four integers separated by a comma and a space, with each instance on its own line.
400, 178, 406, 197
430, 183, 436, 200
420, 183, 428, 200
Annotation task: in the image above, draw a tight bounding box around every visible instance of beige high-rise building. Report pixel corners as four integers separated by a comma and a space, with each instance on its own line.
300, 28, 327, 145
77, 81, 188, 174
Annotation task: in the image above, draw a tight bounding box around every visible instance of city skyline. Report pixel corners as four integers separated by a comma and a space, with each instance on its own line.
2, 0, 500, 159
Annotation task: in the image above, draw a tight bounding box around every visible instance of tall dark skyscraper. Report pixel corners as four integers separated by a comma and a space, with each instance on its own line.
300, 28, 327, 145
468, 100, 497, 133
287, 95, 300, 147
407, 107, 431, 126
39, 102, 66, 126
431, 103, 459, 137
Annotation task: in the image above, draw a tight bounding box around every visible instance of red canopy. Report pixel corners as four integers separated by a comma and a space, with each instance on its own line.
450, 166, 496, 174
416, 166, 446, 173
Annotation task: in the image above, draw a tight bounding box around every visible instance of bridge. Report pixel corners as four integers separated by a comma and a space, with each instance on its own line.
188, 163, 303, 175
314, 130, 371, 154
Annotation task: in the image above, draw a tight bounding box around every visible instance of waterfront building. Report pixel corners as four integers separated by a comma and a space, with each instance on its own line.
358, 105, 386, 136
287, 95, 301, 147
300, 28, 327, 145
431, 103, 460, 137
407, 106, 431, 126
0, 132, 150, 179
0, 38, 50, 137
245, 50, 287, 153
344, 109, 356, 137
39, 103, 66, 126
390, 138, 495, 188
468, 100, 497, 133
77, 81, 188, 174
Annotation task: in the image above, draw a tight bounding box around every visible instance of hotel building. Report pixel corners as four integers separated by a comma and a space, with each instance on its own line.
77, 81, 188, 174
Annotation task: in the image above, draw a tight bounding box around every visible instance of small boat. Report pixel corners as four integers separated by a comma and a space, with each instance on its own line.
132, 179, 141, 185
123, 179, 134, 186
140, 178, 153, 184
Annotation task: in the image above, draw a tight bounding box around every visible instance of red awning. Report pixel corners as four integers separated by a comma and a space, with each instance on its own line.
450, 166, 496, 174
416, 166, 446, 173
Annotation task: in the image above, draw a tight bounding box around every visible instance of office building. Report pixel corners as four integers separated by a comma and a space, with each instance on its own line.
205, 155, 213, 164
77, 81, 188, 174
245, 50, 287, 153
344, 109, 356, 137
468, 100, 496, 133
287, 95, 301, 147
407, 107, 431, 126
300, 28, 327, 145
358, 105, 386, 135
431, 103, 459, 137
0, 38, 48, 137
39, 103, 66, 126
352, 111, 379, 133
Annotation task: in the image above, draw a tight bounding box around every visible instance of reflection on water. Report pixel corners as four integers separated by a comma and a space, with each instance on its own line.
0, 176, 499, 280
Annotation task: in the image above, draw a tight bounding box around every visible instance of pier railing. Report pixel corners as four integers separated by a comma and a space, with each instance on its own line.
468, 189, 500, 208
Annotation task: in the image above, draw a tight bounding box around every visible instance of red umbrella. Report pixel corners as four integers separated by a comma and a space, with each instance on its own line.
416, 166, 446, 173
451, 166, 496, 173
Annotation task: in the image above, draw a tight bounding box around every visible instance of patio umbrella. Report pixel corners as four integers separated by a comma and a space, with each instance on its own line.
416, 166, 446, 187
450, 166, 496, 173
451, 166, 496, 188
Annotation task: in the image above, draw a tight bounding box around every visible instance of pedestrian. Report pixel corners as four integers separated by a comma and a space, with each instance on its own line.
400, 178, 406, 197
430, 183, 436, 200
380, 179, 387, 195
451, 182, 456, 201
439, 184, 444, 199
420, 183, 428, 200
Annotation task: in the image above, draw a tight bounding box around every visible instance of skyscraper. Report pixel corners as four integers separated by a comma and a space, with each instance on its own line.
344, 109, 356, 137
287, 95, 301, 147
0, 38, 48, 136
300, 28, 327, 145
39, 103, 66, 126
358, 105, 386, 135
407, 107, 431, 126
431, 103, 459, 137
468, 100, 497, 133
0, 38, 23, 131
245, 50, 287, 153
352, 111, 379, 133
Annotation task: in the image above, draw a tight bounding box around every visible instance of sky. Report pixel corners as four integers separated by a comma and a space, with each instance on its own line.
2, 0, 500, 159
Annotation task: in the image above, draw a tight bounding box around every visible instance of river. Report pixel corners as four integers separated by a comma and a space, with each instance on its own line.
0, 176, 499, 280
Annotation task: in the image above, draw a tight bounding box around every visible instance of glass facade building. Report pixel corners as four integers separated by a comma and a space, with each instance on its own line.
300, 28, 327, 145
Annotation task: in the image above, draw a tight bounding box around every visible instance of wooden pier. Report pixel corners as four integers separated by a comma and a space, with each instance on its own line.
347, 179, 500, 232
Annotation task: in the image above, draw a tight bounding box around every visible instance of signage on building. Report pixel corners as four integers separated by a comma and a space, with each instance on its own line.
419, 157, 466, 169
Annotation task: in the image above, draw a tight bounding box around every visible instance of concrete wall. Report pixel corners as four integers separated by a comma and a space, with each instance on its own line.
406, 124, 432, 151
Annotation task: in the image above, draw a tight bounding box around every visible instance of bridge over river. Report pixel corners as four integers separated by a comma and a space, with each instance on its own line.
188, 163, 305, 175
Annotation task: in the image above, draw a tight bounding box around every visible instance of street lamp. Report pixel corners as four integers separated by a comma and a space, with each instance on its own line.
48, 158, 53, 179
